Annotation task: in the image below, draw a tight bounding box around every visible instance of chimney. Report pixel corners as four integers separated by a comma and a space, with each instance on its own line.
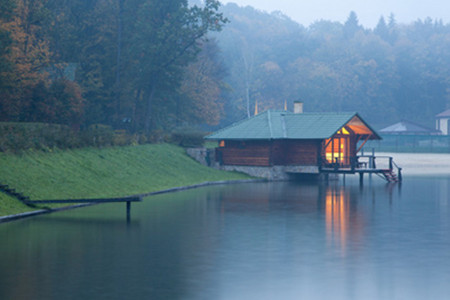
293, 101, 303, 114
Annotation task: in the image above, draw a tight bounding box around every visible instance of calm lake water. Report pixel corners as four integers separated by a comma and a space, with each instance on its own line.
1, 175, 450, 300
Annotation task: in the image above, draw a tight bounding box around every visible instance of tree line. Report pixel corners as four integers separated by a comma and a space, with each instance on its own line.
2, 0, 449, 134
0, 0, 227, 133
217, 4, 450, 129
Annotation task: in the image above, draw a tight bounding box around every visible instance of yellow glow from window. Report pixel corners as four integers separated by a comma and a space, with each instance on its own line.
325, 137, 349, 165
347, 116, 373, 134
342, 127, 350, 135
326, 152, 340, 163
326, 189, 348, 254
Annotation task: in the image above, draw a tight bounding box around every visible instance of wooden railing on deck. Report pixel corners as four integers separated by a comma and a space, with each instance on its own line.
320, 155, 402, 181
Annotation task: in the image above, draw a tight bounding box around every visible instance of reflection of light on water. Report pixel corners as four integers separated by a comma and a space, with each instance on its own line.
326, 188, 348, 254
325, 187, 364, 255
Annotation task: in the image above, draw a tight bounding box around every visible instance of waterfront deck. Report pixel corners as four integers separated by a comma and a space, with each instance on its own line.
284, 155, 402, 183
319, 155, 402, 183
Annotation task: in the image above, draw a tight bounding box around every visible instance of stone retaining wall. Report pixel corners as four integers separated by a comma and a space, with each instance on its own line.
219, 165, 290, 180
186, 148, 214, 166
186, 147, 320, 180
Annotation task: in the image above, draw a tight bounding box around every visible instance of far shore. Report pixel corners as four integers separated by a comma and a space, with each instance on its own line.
378, 152, 450, 175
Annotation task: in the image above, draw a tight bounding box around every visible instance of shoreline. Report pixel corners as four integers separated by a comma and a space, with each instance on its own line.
0, 178, 265, 224
2, 152, 450, 224
379, 152, 450, 175
0, 144, 251, 222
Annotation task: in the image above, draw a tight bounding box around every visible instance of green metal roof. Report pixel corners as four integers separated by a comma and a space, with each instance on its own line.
206, 110, 380, 140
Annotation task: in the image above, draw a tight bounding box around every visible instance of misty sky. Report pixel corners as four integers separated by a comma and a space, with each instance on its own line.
221, 0, 449, 28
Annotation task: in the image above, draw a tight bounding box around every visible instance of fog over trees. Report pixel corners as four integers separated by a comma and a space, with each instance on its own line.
1, 0, 449, 133
217, 3, 450, 129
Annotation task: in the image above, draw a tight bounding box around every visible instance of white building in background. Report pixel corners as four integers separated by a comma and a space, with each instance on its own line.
436, 109, 450, 135
380, 120, 441, 135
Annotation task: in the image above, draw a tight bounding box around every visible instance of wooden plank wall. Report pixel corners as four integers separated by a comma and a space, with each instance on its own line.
219, 140, 271, 166
272, 140, 320, 165
218, 140, 320, 167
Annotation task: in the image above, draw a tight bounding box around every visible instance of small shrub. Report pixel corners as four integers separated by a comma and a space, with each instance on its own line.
0, 122, 180, 152
81, 124, 115, 147
136, 133, 148, 145
170, 129, 205, 148
113, 130, 133, 146
148, 129, 170, 144
0, 123, 72, 153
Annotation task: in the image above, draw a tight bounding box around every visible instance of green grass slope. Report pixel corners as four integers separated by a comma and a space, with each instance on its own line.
0, 144, 249, 216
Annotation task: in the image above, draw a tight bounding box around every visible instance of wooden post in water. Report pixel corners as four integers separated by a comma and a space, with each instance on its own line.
24, 196, 141, 223
126, 201, 131, 223
359, 172, 364, 186
371, 148, 375, 168
369, 148, 375, 182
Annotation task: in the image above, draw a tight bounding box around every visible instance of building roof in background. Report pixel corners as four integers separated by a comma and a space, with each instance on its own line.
379, 120, 440, 135
206, 110, 380, 140
436, 109, 450, 118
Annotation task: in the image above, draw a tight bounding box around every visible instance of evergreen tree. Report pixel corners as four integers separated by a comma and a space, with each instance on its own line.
343, 11, 361, 39
387, 13, 398, 44
374, 16, 389, 41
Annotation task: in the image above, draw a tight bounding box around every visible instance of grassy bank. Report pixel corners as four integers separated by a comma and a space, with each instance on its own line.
0, 144, 249, 216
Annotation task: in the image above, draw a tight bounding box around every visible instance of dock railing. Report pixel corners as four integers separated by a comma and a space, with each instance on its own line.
356, 155, 395, 170
357, 155, 402, 182
320, 155, 402, 182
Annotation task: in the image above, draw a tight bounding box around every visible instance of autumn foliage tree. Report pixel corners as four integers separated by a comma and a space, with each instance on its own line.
178, 40, 226, 126
26, 79, 84, 126
0, 0, 15, 120
0, 0, 85, 126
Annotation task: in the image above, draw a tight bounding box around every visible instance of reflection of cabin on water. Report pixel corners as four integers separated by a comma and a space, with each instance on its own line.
206, 102, 401, 183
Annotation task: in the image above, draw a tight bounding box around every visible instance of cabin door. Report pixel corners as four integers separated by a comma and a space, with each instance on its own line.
324, 136, 350, 166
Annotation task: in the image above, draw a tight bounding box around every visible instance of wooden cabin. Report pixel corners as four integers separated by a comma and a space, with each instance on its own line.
206, 109, 381, 171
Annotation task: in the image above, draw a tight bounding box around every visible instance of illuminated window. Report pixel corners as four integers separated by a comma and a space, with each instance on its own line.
219, 140, 225, 147
342, 127, 350, 135
325, 134, 350, 166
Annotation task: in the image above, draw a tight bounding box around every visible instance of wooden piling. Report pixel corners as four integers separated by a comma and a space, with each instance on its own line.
24, 196, 141, 222
126, 201, 131, 223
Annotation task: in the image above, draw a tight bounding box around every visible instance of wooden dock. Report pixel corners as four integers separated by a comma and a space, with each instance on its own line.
320, 155, 402, 183
24, 196, 142, 204
24, 196, 142, 222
